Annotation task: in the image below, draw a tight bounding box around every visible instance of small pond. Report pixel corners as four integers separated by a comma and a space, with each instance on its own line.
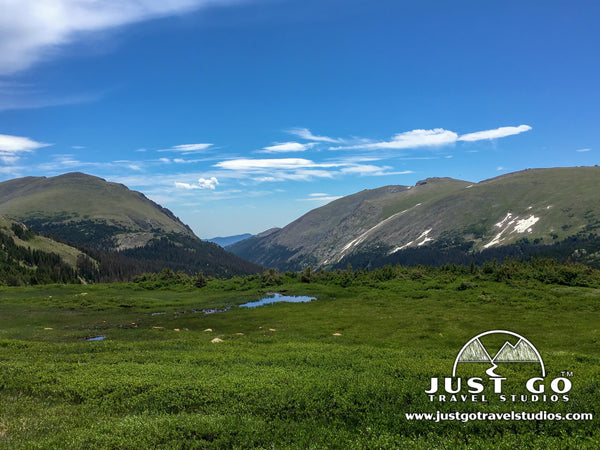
87, 335, 106, 341
239, 293, 316, 308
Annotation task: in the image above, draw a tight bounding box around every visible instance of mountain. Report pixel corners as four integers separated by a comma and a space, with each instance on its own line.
0, 173, 261, 279
0, 172, 194, 250
228, 166, 600, 270
207, 233, 253, 247
0, 215, 87, 285
0, 215, 87, 268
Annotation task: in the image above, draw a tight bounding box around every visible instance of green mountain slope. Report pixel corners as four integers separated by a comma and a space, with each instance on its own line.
0, 173, 261, 278
0, 172, 193, 250
0, 215, 88, 285
0, 215, 86, 268
228, 166, 600, 270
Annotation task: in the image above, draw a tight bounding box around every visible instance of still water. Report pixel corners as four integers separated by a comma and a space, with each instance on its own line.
239, 293, 316, 308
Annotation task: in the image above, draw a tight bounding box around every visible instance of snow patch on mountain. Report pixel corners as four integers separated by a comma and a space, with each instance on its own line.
336, 203, 424, 261
484, 213, 540, 249
388, 228, 434, 254
416, 229, 433, 246
514, 216, 540, 233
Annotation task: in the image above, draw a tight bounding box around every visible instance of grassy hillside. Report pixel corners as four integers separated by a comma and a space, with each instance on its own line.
0, 216, 89, 285
0, 172, 193, 242
0, 216, 85, 268
229, 166, 600, 271
0, 173, 262, 279
0, 262, 598, 447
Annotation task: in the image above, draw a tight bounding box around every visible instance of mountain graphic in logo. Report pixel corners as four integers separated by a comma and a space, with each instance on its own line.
453, 330, 545, 377
494, 339, 539, 363
457, 339, 492, 362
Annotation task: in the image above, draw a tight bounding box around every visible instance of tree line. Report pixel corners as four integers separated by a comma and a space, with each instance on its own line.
0, 229, 79, 286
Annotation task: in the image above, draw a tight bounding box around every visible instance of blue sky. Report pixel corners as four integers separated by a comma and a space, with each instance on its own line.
0, 0, 598, 238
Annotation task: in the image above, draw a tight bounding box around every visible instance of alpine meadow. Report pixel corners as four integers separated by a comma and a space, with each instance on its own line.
1, 0, 599, 448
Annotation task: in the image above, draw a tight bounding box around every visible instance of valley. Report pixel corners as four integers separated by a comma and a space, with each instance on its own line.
0, 263, 598, 448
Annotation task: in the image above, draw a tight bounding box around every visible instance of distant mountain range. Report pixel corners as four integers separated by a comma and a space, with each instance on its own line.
0, 173, 261, 280
3, 167, 600, 284
207, 234, 253, 247
228, 166, 600, 270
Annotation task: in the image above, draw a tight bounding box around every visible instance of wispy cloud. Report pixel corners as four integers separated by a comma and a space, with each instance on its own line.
257, 142, 315, 153
34, 154, 154, 173
575, 148, 590, 152
0, 84, 110, 112
36, 154, 84, 171
0, 0, 250, 75
0, 133, 51, 164
215, 158, 327, 171
158, 143, 213, 154
215, 158, 341, 183
340, 165, 413, 176
175, 177, 219, 190
300, 193, 342, 202
286, 127, 340, 143
457, 125, 532, 142
331, 129, 459, 150
331, 125, 532, 151
215, 157, 409, 182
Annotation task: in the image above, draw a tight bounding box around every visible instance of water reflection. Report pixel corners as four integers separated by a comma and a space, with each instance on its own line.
239, 293, 316, 308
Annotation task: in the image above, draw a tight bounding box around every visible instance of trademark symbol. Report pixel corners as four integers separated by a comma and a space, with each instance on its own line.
561, 371, 574, 377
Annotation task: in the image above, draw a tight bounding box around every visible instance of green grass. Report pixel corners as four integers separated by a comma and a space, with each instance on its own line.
0, 274, 598, 448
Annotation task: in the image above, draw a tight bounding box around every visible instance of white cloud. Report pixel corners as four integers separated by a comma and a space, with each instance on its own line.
300, 195, 342, 202
158, 143, 213, 154
576, 148, 590, 152
174, 182, 196, 190
216, 158, 324, 171
215, 158, 342, 183
258, 142, 315, 153
332, 128, 458, 150
214, 157, 410, 182
0, 134, 50, 152
198, 177, 219, 189
340, 164, 388, 174
286, 127, 340, 143
279, 169, 335, 181
0, 0, 248, 75
458, 125, 532, 142
331, 125, 532, 151
175, 176, 219, 190
0, 133, 51, 163
341, 165, 413, 176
